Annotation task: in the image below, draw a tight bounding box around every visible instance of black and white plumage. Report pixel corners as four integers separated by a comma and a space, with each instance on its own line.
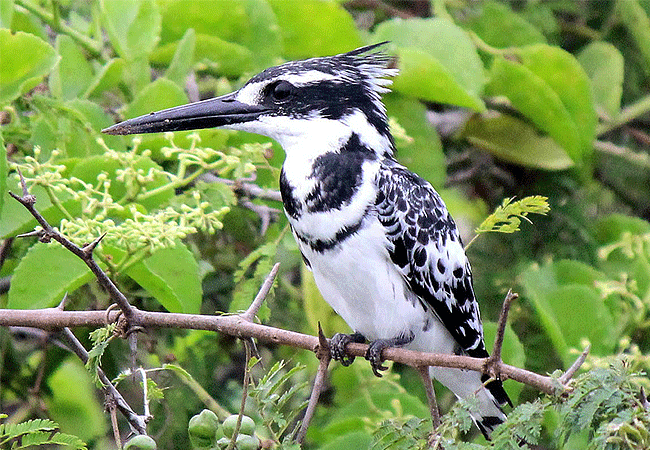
104, 43, 510, 438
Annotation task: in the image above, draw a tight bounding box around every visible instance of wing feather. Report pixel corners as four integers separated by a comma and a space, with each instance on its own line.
376, 163, 488, 358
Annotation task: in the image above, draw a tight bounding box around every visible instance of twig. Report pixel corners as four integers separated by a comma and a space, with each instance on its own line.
58, 328, 147, 434
241, 263, 280, 322
416, 365, 440, 430
107, 397, 122, 450
0, 238, 13, 271
226, 341, 254, 450
297, 324, 332, 443
203, 174, 283, 202
484, 290, 518, 379
9, 171, 139, 324
559, 345, 590, 385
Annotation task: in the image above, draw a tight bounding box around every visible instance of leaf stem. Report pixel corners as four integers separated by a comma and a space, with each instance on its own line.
15, 0, 103, 57
597, 94, 650, 135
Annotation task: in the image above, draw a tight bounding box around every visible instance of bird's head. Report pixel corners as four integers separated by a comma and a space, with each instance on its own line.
103, 43, 398, 158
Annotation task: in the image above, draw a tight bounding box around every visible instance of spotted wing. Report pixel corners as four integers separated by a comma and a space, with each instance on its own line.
375, 164, 488, 358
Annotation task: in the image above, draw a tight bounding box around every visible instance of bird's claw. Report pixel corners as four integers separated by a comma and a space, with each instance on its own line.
330, 332, 364, 367
365, 341, 389, 377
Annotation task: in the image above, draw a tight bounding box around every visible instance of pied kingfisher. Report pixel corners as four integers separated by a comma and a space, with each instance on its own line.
104, 43, 511, 437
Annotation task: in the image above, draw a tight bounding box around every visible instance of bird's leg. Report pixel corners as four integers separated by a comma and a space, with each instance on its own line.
366, 332, 415, 377
330, 332, 366, 366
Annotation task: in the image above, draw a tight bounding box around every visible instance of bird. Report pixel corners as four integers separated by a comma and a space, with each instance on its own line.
103, 42, 511, 438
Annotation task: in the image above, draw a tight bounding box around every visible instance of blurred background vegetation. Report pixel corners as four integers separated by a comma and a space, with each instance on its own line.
1, 0, 650, 448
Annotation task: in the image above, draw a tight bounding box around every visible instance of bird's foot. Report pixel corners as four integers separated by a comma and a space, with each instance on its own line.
330, 332, 366, 366
365, 332, 414, 378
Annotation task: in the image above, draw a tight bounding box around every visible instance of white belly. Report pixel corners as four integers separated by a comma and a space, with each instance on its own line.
298, 219, 441, 344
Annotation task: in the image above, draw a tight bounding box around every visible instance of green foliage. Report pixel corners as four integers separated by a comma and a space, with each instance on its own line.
475, 196, 550, 235
2, 0, 650, 449
0, 416, 87, 449
85, 323, 117, 387
248, 360, 309, 441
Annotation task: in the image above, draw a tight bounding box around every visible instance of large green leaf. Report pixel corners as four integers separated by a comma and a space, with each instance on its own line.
384, 94, 445, 187
158, 0, 250, 45
518, 44, 596, 156
268, 0, 362, 59
0, 29, 59, 104
462, 0, 546, 48
521, 260, 617, 366
151, 33, 254, 78
100, 0, 161, 61
487, 57, 580, 162
158, 0, 281, 73
617, 0, 650, 76
46, 358, 108, 441
374, 18, 486, 110
463, 114, 574, 170
7, 244, 93, 309
125, 244, 202, 313
0, 0, 14, 28
49, 34, 93, 100
578, 42, 624, 119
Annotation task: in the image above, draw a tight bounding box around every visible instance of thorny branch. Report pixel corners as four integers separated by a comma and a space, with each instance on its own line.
2, 175, 591, 443
9, 170, 138, 324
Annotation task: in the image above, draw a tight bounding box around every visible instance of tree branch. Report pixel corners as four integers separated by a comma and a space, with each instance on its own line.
0, 307, 582, 395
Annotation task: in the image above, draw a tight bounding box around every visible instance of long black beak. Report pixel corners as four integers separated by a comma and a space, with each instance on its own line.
102, 92, 269, 135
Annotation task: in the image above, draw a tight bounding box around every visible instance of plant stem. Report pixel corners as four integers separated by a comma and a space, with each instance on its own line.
597, 94, 650, 136
15, 0, 103, 57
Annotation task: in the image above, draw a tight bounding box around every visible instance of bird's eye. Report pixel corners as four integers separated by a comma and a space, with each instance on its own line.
270, 81, 294, 103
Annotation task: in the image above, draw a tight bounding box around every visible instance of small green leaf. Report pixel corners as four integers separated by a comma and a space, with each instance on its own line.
125, 244, 202, 313
83, 58, 125, 98
164, 28, 195, 87
462, 0, 546, 48
463, 113, 575, 170
49, 34, 93, 100
0, 29, 59, 104
374, 18, 486, 110
100, 0, 161, 61
268, 0, 362, 59
7, 244, 93, 309
123, 77, 188, 119
475, 196, 550, 235
578, 42, 624, 119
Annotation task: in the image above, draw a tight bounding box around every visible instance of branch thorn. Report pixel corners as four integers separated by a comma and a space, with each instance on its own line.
83, 232, 107, 257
